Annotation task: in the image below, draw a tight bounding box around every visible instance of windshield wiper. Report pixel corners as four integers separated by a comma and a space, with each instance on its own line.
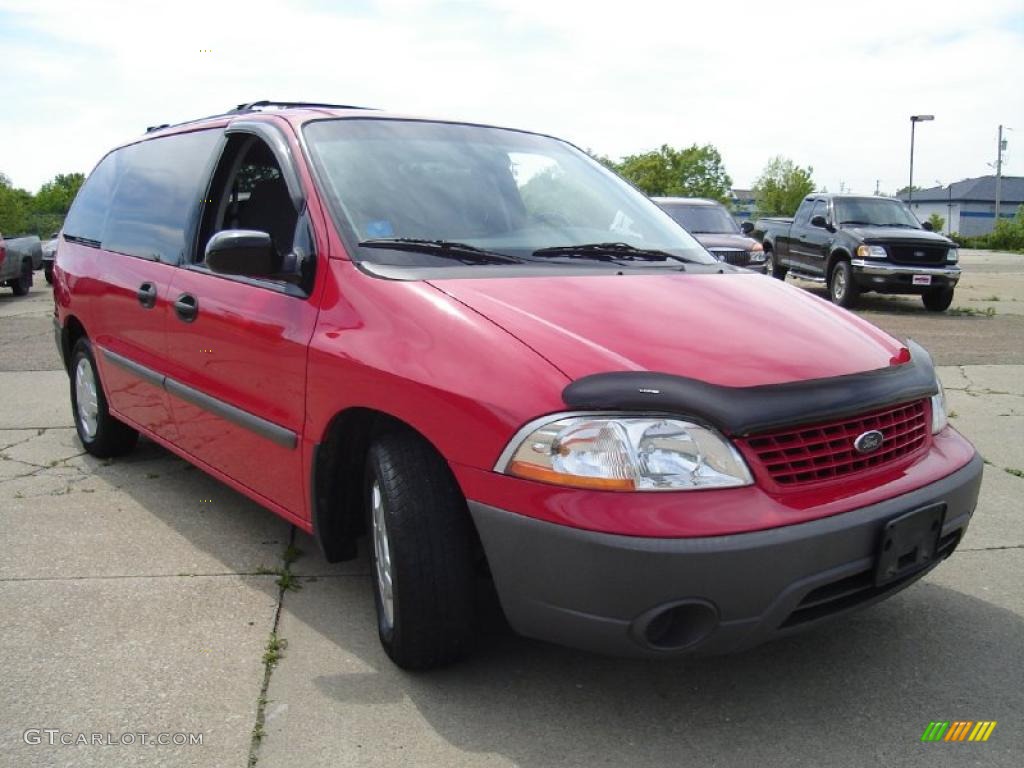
358, 238, 524, 264
877, 223, 917, 228
531, 242, 689, 265
839, 220, 876, 226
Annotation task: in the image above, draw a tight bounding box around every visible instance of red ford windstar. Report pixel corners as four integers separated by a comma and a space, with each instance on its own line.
52, 101, 982, 669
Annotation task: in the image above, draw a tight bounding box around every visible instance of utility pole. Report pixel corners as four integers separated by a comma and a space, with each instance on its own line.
995, 125, 1005, 223
875, 179, 880, 196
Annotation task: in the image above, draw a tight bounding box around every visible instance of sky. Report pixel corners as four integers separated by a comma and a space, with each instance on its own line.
1, 0, 1021, 196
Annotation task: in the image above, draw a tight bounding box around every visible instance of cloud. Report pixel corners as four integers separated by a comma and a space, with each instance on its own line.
0, 0, 1021, 194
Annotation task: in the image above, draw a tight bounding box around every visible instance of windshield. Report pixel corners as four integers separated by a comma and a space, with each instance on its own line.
834, 198, 922, 228
658, 202, 739, 234
303, 119, 713, 268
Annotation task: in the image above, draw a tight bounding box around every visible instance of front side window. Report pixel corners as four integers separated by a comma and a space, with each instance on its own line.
834, 198, 922, 228
658, 203, 739, 234
303, 119, 712, 269
101, 130, 221, 264
809, 200, 828, 225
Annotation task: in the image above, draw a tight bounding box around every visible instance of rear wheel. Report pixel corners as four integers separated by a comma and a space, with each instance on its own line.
829, 260, 859, 308
765, 249, 787, 280
69, 338, 139, 458
922, 287, 954, 312
365, 429, 477, 670
11, 260, 32, 296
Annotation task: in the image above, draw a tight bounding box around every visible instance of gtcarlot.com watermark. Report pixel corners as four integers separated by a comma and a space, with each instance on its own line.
23, 729, 203, 747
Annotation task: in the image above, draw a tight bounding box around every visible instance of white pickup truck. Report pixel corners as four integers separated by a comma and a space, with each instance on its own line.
0, 233, 42, 295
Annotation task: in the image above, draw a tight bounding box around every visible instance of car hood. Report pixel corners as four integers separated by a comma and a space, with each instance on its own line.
428, 272, 907, 387
849, 226, 952, 244
693, 233, 759, 250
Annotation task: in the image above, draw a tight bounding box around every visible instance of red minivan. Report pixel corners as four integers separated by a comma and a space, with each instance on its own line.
53, 102, 982, 669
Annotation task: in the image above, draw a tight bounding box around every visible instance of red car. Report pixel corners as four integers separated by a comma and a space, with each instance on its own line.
53, 102, 982, 669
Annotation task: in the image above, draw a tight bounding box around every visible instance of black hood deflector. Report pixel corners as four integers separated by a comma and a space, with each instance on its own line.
561, 339, 937, 436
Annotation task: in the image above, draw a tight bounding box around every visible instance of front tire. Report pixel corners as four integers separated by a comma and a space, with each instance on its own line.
829, 260, 859, 308
11, 260, 32, 296
365, 430, 477, 670
922, 287, 954, 312
69, 338, 139, 458
765, 249, 787, 280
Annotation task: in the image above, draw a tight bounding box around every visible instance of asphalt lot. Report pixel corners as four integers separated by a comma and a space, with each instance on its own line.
1, 251, 1022, 767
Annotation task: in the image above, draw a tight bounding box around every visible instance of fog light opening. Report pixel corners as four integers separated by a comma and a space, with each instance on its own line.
637, 600, 719, 651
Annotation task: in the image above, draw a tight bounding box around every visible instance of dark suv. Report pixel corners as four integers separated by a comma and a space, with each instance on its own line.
654, 197, 766, 271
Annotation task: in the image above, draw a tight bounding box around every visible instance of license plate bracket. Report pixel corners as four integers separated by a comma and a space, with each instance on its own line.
912, 274, 933, 286
875, 503, 945, 586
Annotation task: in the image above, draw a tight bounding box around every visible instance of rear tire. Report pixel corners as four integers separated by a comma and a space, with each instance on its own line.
11, 260, 32, 296
44, 263, 54, 285
829, 260, 859, 308
765, 249, 787, 280
365, 429, 477, 670
69, 338, 139, 458
922, 287, 954, 312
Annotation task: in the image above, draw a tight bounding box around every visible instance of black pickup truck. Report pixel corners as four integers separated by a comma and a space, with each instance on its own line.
747, 194, 961, 311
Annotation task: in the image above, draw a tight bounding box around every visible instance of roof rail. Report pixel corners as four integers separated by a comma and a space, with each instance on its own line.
145, 123, 170, 133
230, 100, 371, 113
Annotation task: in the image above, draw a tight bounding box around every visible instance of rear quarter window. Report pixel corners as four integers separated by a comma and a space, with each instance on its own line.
64, 129, 221, 264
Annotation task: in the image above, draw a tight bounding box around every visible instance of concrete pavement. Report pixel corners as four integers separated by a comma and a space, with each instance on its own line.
2, 255, 1022, 767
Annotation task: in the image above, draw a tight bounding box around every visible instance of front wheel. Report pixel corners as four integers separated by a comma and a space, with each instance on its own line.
922, 287, 954, 312
11, 260, 32, 296
69, 338, 139, 458
365, 430, 478, 670
829, 260, 859, 308
765, 249, 786, 280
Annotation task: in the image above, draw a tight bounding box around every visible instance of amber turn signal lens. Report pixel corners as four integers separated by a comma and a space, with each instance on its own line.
506, 460, 636, 491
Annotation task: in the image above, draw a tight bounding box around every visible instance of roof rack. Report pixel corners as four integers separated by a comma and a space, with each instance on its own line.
230, 100, 371, 113
142, 101, 371, 136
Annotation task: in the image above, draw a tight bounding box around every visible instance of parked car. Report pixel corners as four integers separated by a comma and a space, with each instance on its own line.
54, 102, 982, 669
42, 231, 60, 284
0, 233, 42, 295
751, 194, 961, 310
653, 197, 765, 271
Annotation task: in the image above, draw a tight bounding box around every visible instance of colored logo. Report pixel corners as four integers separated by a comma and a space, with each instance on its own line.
921, 721, 997, 742
853, 429, 884, 454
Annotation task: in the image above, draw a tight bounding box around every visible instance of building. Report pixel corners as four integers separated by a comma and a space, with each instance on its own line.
899, 176, 1024, 237
730, 188, 756, 221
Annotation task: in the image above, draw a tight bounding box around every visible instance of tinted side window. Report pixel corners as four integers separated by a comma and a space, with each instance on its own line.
62, 151, 123, 245
793, 199, 814, 228
809, 200, 828, 225
102, 130, 221, 264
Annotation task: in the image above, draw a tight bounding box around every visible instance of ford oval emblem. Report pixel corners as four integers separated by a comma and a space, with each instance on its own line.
854, 430, 884, 454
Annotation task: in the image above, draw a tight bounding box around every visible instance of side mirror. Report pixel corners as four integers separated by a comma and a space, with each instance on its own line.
810, 215, 829, 229
921, 220, 934, 231
205, 230, 279, 277
740, 221, 754, 235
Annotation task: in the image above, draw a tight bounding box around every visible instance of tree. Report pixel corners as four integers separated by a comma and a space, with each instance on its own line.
614, 144, 732, 202
927, 212, 945, 232
33, 173, 85, 215
0, 171, 86, 236
753, 156, 815, 216
0, 172, 31, 234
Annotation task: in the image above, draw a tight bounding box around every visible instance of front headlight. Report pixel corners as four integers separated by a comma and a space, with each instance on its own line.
497, 414, 753, 491
856, 244, 888, 259
931, 380, 948, 434
947, 248, 959, 263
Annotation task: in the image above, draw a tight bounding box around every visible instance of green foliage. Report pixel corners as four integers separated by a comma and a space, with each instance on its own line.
612, 144, 732, 202
753, 156, 815, 216
952, 205, 1024, 252
519, 164, 608, 225
927, 212, 945, 232
0, 170, 85, 237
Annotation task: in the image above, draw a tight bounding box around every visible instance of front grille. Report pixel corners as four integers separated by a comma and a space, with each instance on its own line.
709, 248, 749, 266
737, 400, 929, 488
886, 244, 948, 266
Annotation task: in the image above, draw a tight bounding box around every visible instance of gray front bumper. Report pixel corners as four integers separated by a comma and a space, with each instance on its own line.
469, 454, 983, 658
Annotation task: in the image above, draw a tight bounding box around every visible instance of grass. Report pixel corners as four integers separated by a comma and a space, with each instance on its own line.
948, 410, 958, 419
262, 632, 288, 668
947, 306, 997, 317
1005, 468, 1024, 479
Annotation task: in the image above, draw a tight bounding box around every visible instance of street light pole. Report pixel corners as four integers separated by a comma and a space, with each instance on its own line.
908, 115, 934, 206
995, 124, 1004, 223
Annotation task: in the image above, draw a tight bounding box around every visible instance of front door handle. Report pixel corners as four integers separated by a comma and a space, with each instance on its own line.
174, 293, 198, 322
137, 282, 157, 309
